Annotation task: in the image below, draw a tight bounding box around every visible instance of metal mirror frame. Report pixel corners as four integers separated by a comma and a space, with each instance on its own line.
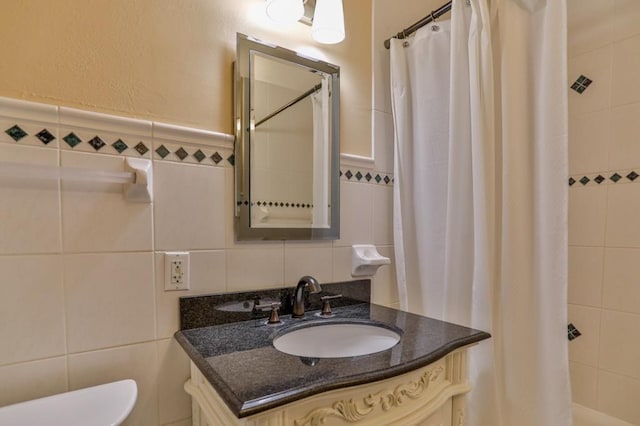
234, 33, 340, 240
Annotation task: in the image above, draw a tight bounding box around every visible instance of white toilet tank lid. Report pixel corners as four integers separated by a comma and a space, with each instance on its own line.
0, 379, 137, 426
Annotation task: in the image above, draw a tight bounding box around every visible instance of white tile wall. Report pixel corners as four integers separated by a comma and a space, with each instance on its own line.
0, 90, 395, 425
0, 255, 66, 365
568, 2, 640, 421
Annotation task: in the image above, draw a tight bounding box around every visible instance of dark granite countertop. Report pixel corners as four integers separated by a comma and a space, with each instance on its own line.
174, 280, 491, 418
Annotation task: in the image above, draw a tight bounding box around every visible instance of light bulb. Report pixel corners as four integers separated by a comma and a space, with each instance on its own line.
312, 0, 345, 44
265, 0, 304, 25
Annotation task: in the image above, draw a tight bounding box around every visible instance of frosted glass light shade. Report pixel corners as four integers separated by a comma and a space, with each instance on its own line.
265, 0, 304, 24
312, 0, 345, 44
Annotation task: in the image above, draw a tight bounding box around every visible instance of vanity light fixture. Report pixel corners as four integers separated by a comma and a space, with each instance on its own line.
265, 0, 345, 45
311, 0, 345, 44
265, 0, 304, 24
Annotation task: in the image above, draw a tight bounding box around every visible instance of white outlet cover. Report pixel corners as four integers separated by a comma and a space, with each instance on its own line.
164, 252, 190, 291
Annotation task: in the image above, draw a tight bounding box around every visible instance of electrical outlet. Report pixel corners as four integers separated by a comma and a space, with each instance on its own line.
164, 252, 190, 291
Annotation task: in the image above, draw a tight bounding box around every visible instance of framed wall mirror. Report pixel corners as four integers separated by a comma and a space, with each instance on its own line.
234, 33, 340, 240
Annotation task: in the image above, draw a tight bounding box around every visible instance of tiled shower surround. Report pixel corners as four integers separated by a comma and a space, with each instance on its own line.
0, 96, 397, 425
568, 0, 640, 423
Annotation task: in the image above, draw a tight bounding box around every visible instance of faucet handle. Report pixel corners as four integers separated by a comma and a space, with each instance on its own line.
254, 302, 282, 324
320, 294, 342, 317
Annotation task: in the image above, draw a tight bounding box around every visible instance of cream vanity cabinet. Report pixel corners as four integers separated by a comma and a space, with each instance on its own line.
184, 347, 473, 426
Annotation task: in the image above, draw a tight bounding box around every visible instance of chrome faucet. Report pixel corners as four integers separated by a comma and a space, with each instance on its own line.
292, 276, 321, 318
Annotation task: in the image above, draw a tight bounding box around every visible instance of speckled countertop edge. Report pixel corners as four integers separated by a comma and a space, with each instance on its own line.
174, 300, 491, 418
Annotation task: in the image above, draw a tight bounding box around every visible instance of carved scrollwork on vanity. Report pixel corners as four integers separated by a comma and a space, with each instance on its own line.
294, 366, 446, 425
183, 347, 477, 426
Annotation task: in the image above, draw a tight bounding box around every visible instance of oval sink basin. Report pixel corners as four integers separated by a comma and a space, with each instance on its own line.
273, 321, 401, 358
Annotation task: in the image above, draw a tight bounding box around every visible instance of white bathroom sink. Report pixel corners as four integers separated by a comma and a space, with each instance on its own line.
273, 321, 401, 358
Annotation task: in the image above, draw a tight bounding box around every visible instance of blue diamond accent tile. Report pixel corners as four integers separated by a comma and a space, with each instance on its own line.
384, 175, 391, 184
627, 171, 639, 181
227, 154, 235, 166
35, 129, 55, 145
175, 147, 189, 160
365, 172, 372, 182
345, 170, 353, 180
63, 132, 82, 148
579, 176, 590, 185
568, 323, 582, 341
611, 173, 622, 183
211, 152, 223, 164
594, 175, 605, 184
134, 142, 149, 156
155, 145, 170, 158
375, 174, 382, 183
568, 177, 576, 186
6, 125, 28, 142
339, 170, 343, 177
112, 139, 128, 153
355, 171, 363, 181
88, 136, 106, 151
193, 149, 206, 162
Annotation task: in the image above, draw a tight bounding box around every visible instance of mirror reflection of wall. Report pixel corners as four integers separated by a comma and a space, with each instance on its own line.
250, 52, 331, 229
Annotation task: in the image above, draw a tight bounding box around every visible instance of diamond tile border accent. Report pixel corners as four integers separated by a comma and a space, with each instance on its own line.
1, 96, 235, 166
568, 323, 582, 341
340, 169, 394, 186
569, 169, 640, 188
570, 74, 593, 94
248, 200, 314, 209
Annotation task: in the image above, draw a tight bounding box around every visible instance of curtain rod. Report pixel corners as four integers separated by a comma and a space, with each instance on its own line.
383, 1, 452, 49
255, 83, 322, 128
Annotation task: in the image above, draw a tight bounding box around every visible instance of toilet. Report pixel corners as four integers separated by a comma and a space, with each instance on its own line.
0, 379, 137, 426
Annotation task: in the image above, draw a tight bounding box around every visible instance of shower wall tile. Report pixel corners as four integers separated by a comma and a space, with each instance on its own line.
373, 183, 394, 246
611, 34, 640, 107
284, 246, 333, 285
569, 110, 610, 175
372, 245, 398, 307
332, 246, 354, 282
603, 248, 640, 315
568, 246, 604, 307
64, 252, 155, 353
226, 247, 284, 291
0, 255, 66, 365
61, 151, 153, 253
567, 0, 614, 58
605, 183, 640, 247
154, 250, 226, 339
598, 370, 640, 424
0, 357, 67, 407
569, 361, 599, 408
156, 338, 191, 425
68, 342, 159, 426
153, 161, 225, 251
613, 0, 640, 41
599, 310, 640, 379
609, 104, 640, 170
568, 186, 607, 246
0, 144, 61, 255
568, 45, 613, 115
568, 304, 602, 367
335, 180, 373, 247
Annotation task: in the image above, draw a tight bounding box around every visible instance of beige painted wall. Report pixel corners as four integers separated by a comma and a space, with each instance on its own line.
0, 0, 371, 156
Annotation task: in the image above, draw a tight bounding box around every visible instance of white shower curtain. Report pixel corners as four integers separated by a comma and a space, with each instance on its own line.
391, 0, 572, 425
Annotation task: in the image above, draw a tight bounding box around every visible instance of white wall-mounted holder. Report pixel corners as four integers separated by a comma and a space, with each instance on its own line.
0, 158, 153, 203
352, 244, 391, 277
124, 158, 153, 203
